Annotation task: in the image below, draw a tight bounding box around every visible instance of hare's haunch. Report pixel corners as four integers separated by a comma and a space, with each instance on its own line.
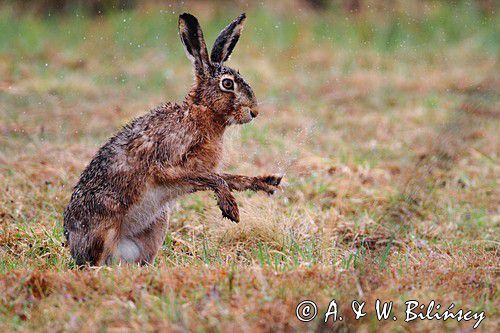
63, 13, 282, 266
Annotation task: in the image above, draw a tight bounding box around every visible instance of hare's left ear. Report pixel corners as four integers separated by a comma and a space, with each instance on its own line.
210, 13, 246, 64
179, 13, 211, 75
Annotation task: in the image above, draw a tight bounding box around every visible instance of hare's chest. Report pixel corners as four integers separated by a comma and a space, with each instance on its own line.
188, 140, 224, 173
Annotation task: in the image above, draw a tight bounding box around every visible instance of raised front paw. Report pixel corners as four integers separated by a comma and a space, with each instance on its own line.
261, 174, 283, 186
217, 190, 240, 223
253, 174, 283, 194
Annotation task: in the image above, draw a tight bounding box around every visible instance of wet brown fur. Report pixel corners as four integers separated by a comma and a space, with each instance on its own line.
63, 13, 281, 266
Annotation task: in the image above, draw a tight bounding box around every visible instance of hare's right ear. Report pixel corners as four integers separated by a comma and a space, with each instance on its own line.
178, 13, 210, 75
210, 13, 246, 64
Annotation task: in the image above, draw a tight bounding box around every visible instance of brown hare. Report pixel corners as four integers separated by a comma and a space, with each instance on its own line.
63, 13, 282, 266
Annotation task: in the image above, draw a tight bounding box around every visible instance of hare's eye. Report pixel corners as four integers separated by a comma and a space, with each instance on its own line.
221, 78, 234, 91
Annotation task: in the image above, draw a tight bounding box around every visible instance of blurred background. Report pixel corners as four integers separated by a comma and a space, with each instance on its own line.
0, 1, 498, 331
1, 0, 497, 159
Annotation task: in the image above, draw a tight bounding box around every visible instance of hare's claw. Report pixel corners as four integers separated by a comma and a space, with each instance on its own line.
253, 174, 283, 194
217, 191, 240, 223
261, 174, 283, 186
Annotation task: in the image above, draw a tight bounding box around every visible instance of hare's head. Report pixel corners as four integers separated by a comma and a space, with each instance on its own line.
179, 13, 258, 125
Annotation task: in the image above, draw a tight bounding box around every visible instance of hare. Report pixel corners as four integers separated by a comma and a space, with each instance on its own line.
63, 13, 282, 266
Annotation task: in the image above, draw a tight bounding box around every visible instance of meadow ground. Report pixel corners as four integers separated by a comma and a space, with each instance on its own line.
0, 1, 498, 332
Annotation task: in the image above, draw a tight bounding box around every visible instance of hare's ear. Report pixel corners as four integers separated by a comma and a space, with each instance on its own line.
210, 13, 246, 64
178, 13, 210, 75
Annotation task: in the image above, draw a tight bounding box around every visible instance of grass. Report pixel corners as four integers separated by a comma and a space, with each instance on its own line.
0, 0, 499, 331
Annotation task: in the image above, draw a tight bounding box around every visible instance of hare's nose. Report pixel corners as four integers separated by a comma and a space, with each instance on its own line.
250, 108, 259, 118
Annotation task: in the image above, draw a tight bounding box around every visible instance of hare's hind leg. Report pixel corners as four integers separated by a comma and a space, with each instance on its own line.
135, 211, 170, 264
67, 221, 119, 266
96, 226, 120, 265
116, 211, 170, 265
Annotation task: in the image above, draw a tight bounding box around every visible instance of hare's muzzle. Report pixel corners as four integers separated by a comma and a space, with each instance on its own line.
250, 108, 259, 118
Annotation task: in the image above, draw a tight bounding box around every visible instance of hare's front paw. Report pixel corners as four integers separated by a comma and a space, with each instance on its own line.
217, 190, 240, 223
253, 174, 283, 194
260, 174, 283, 186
